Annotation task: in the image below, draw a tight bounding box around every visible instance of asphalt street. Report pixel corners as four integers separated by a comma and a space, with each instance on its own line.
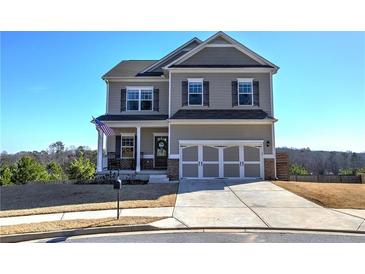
34, 230, 365, 243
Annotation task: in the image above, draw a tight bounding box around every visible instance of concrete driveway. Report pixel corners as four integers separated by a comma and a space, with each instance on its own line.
173, 180, 365, 231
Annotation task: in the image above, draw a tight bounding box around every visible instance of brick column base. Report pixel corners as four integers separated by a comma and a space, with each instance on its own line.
167, 159, 179, 180
264, 159, 275, 180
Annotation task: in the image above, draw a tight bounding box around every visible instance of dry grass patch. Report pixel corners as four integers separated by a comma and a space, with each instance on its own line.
275, 181, 365, 209
0, 216, 162, 235
0, 183, 178, 217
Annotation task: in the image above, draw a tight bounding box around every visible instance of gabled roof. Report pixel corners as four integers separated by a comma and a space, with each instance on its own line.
138, 37, 202, 75
102, 60, 157, 79
97, 114, 168, 121
164, 32, 279, 72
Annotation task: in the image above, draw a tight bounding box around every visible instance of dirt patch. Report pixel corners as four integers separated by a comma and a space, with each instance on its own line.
0, 216, 161, 235
275, 181, 365, 209
0, 183, 178, 217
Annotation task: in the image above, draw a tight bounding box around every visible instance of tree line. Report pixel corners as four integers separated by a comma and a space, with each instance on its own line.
277, 147, 365, 175
0, 141, 96, 185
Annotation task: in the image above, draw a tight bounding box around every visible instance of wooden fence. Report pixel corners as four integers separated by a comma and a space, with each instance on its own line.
289, 175, 362, 183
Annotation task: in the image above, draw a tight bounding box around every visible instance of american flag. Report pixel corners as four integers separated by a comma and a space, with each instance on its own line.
92, 117, 115, 136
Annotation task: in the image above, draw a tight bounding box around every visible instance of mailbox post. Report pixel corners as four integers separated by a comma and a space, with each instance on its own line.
113, 177, 122, 219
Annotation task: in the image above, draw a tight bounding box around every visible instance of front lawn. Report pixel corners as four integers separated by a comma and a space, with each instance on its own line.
275, 181, 365, 209
0, 183, 178, 217
0, 216, 161, 235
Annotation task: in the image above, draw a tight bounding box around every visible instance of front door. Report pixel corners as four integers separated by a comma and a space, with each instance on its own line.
154, 136, 168, 169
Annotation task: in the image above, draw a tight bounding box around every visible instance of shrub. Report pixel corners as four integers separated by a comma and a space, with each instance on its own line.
12, 156, 49, 184
289, 164, 309, 175
68, 152, 95, 181
0, 165, 13, 185
338, 168, 355, 176
46, 161, 65, 181
355, 167, 365, 175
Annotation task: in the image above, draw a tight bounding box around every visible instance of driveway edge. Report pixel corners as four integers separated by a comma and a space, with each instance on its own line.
1, 225, 365, 243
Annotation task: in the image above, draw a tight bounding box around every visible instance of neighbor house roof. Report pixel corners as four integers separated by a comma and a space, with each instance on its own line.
102, 60, 157, 79
169, 109, 274, 120
96, 114, 168, 121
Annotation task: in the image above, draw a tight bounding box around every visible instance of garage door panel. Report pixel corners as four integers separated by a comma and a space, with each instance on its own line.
223, 146, 239, 161
182, 146, 198, 161
203, 164, 219, 177
244, 146, 260, 161
224, 164, 240, 178
245, 164, 260, 177
182, 164, 199, 177
203, 146, 218, 161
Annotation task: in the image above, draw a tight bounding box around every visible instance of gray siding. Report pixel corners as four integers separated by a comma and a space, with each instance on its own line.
180, 47, 261, 66
108, 81, 168, 115
170, 73, 272, 116
170, 124, 273, 155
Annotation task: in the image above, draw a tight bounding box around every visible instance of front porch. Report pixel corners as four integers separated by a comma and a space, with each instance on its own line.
96, 125, 169, 173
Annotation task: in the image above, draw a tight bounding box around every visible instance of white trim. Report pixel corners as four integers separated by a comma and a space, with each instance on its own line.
139, 38, 202, 73
142, 154, 154, 159
187, 78, 203, 106
105, 80, 110, 113
105, 120, 168, 128
168, 71, 171, 117
168, 123, 171, 158
237, 78, 254, 107
96, 129, 104, 172
263, 154, 275, 159
164, 32, 279, 70
179, 140, 264, 146
169, 119, 276, 125
120, 133, 135, 159
136, 127, 141, 172
166, 67, 275, 73
126, 86, 154, 112
169, 154, 179, 159
272, 123, 277, 178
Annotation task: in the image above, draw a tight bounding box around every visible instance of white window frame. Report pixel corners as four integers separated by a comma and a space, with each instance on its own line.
126, 86, 154, 111
187, 78, 203, 106
121, 133, 135, 159
237, 78, 254, 106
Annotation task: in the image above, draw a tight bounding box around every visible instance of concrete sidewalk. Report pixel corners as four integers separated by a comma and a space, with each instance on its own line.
0, 207, 174, 226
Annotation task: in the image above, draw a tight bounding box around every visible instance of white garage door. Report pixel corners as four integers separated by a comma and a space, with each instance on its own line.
180, 141, 263, 179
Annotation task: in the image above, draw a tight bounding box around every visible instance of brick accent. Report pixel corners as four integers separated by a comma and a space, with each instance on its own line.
141, 159, 154, 170
167, 159, 179, 180
264, 159, 275, 180
276, 152, 289, 180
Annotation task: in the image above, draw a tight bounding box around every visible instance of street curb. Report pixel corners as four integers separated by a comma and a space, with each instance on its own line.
1, 225, 364, 243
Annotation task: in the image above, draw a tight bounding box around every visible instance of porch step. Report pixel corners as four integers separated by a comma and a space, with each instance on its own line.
148, 174, 170, 184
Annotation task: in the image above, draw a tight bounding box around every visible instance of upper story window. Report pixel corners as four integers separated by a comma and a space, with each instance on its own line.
238, 78, 253, 106
188, 79, 203, 106
126, 87, 153, 111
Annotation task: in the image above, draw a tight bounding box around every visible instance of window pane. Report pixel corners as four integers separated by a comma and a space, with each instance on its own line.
122, 137, 134, 147
141, 100, 152, 110
127, 101, 138, 110
122, 147, 134, 158
127, 91, 139, 100
239, 94, 252, 105
239, 82, 252, 93
189, 93, 202, 105
141, 90, 152, 100
188, 82, 202, 93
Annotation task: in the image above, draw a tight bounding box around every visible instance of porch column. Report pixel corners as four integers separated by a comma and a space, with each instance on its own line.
136, 126, 141, 172
97, 129, 104, 172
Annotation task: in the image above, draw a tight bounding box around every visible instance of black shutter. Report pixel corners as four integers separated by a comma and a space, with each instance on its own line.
121, 88, 126, 111
153, 88, 159, 111
231, 81, 238, 107
115, 136, 121, 158
203, 81, 209, 106
181, 81, 188, 106
253, 80, 259, 106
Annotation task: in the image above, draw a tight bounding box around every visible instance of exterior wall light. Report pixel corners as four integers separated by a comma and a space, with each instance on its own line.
266, 140, 270, 147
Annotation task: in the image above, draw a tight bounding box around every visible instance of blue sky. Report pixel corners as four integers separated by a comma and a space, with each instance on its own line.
1, 32, 364, 153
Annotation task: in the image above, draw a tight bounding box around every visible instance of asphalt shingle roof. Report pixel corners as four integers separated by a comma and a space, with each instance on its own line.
96, 114, 168, 121
169, 109, 274, 120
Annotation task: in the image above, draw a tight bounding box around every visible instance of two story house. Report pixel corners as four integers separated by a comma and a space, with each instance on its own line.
95, 32, 279, 181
